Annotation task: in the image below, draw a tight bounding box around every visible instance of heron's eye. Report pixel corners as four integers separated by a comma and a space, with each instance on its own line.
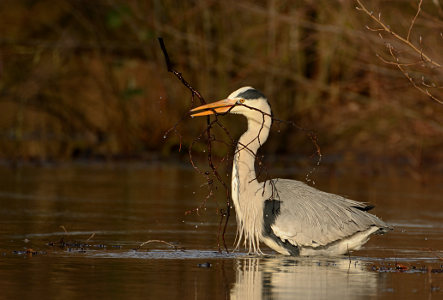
238, 99, 245, 104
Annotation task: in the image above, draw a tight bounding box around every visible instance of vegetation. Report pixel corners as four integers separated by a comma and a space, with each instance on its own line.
0, 0, 442, 169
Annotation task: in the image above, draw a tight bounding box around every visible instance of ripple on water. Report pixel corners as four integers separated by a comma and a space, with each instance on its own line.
89, 249, 244, 259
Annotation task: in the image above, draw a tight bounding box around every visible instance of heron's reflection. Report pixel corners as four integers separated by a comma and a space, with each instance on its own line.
231, 256, 378, 300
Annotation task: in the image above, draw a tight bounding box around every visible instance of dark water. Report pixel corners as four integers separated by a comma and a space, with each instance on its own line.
0, 163, 442, 299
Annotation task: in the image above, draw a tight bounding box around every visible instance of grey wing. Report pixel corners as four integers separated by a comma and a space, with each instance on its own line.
267, 179, 389, 248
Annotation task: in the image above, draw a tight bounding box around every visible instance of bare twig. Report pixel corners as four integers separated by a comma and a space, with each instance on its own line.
137, 239, 181, 251
158, 38, 322, 254
424, 248, 443, 261
158, 38, 206, 103
60, 225, 68, 234
387, 45, 443, 104
159, 38, 230, 252
356, 0, 443, 104
356, 0, 441, 68
86, 232, 95, 242
407, 0, 423, 41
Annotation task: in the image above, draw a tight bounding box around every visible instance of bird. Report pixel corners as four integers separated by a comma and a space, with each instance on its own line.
190, 86, 391, 256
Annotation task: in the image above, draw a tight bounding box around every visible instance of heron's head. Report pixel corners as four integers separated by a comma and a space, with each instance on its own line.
190, 87, 271, 120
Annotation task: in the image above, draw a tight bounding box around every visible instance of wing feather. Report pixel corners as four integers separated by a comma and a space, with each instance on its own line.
267, 179, 389, 248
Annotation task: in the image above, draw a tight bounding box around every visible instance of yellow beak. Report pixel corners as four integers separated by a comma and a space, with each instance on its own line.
190, 99, 237, 117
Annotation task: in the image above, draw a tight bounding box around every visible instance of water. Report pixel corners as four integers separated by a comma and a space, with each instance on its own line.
0, 163, 442, 299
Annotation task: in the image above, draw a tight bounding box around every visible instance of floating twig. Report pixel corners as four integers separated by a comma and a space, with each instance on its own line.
136, 239, 183, 251
86, 232, 95, 242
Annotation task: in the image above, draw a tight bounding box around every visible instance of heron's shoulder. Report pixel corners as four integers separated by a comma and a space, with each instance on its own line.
267, 178, 329, 198
268, 178, 375, 210
265, 178, 370, 210
270, 178, 313, 188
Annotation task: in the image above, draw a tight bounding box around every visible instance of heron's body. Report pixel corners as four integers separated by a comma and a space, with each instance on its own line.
191, 87, 391, 256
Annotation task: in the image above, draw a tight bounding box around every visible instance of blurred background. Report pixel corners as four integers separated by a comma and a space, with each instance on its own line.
0, 0, 442, 172
1, 3, 443, 298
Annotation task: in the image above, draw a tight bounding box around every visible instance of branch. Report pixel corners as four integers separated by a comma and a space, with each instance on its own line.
356, 0, 443, 104
158, 37, 206, 105
158, 38, 323, 254
407, 0, 422, 42
356, 0, 441, 68
158, 37, 230, 252
387, 45, 443, 104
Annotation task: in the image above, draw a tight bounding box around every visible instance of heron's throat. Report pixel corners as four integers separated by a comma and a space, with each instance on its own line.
233, 116, 271, 185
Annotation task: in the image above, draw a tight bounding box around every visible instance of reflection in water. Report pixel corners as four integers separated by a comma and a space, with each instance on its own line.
231, 256, 378, 300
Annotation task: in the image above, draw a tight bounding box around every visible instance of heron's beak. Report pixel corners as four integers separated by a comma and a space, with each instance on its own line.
190, 99, 237, 117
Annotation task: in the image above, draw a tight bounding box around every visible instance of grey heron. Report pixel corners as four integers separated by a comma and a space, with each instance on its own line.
190, 86, 391, 256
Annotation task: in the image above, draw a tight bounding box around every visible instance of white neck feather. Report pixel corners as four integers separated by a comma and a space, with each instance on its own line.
231, 112, 272, 253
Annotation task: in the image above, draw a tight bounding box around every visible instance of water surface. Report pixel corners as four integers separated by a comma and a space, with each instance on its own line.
0, 163, 441, 299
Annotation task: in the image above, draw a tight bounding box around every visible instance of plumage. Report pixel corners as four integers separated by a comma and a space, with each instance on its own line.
190, 86, 391, 255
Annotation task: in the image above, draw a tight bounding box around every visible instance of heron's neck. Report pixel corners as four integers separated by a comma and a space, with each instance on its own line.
232, 115, 272, 191
231, 112, 271, 253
